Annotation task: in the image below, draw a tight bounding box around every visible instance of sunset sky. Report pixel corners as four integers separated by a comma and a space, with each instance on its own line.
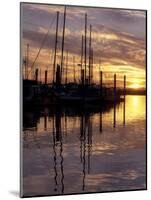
21, 3, 146, 89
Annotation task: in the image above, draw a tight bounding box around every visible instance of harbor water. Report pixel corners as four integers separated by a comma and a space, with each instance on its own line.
22, 95, 146, 196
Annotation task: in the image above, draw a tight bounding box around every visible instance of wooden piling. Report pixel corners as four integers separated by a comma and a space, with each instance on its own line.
113, 74, 116, 128
24, 51, 26, 80
123, 98, 126, 126
100, 71, 103, 97
45, 70, 47, 84
44, 115, 47, 130
73, 56, 76, 83
39, 68, 41, 83
114, 74, 116, 99
124, 75, 126, 97
123, 75, 126, 126
81, 69, 85, 85
56, 64, 61, 88
35, 68, 38, 82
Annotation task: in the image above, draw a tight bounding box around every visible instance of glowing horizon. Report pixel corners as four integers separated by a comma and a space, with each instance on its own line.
21, 4, 146, 89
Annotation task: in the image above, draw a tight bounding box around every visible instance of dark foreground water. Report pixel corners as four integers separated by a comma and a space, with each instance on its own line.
22, 95, 146, 197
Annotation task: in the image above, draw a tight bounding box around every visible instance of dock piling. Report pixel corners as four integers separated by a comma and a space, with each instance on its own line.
123, 75, 126, 126
45, 70, 48, 84
35, 68, 38, 82
114, 74, 116, 100
113, 74, 116, 128
100, 71, 103, 97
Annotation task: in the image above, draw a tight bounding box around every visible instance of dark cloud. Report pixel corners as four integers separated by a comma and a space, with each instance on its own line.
23, 19, 146, 70
21, 3, 146, 86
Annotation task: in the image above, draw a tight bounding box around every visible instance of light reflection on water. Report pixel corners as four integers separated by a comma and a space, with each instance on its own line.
23, 95, 146, 197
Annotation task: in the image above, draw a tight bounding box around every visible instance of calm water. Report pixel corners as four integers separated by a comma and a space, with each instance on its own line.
22, 95, 146, 197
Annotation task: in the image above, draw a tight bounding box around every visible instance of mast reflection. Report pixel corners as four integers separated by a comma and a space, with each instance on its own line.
23, 99, 127, 193
123, 96, 126, 126
53, 107, 64, 193
80, 111, 93, 191
100, 107, 103, 133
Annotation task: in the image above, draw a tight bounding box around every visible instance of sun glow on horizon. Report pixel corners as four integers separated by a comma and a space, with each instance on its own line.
130, 83, 141, 89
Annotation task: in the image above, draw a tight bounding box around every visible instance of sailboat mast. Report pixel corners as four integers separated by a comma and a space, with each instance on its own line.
27, 43, 29, 80
65, 50, 68, 85
84, 13, 87, 83
81, 35, 83, 81
25, 43, 29, 80
53, 11, 59, 84
91, 47, 93, 83
60, 6, 66, 84
88, 25, 92, 84
24, 50, 26, 80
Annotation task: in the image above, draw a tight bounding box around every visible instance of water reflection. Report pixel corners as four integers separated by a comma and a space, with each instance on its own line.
123, 96, 126, 126
23, 95, 146, 196
79, 113, 93, 190
113, 102, 116, 128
